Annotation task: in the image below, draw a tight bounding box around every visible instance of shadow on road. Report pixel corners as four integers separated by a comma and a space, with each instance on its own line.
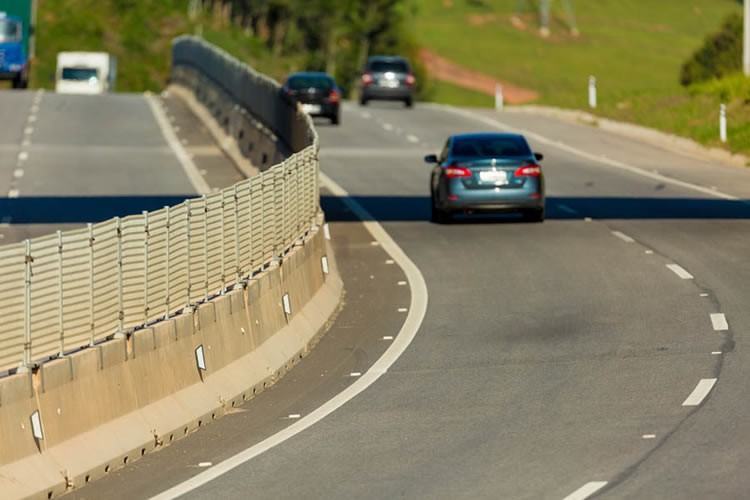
321, 195, 750, 222
0, 196, 194, 224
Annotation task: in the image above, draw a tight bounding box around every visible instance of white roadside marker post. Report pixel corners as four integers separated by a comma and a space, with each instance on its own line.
588, 75, 597, 109
720, 104, 727, 143
495, 83, 504, 111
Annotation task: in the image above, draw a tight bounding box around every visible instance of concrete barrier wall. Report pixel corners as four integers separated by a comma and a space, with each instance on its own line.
0, 227, 341, 499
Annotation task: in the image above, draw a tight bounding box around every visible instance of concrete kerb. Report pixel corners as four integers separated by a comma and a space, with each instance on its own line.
504, 105, 749, 168
0, 228, 342, 499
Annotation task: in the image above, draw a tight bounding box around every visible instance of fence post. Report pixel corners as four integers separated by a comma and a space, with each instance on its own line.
720, 104, 728, 143
115, 217, 124, 338
186, 199, 192, 310
143, 211, 149, 323
57, 230, 64, 356
164, 206, 171, 319
88, 223, 95, 346
234, 184, 241, 283
220, 195, 226, 294
203, 194, 209, 302
21, 239, 31, 370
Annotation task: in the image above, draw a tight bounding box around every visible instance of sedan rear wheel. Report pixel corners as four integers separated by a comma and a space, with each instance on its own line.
522, 208, 545, 223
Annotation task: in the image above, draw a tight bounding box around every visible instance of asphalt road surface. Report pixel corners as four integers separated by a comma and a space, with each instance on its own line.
0, 90, 201, 243
15, 93, 750, 499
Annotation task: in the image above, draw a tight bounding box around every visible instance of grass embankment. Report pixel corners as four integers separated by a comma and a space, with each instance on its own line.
32, 0, 296, 91
413, 0, 748, 155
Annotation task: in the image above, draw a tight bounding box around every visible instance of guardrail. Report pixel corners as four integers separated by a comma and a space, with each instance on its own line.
0, 36, 320, 374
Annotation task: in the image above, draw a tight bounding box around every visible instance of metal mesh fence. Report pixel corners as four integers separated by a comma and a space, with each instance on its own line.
0, 38, 320, 374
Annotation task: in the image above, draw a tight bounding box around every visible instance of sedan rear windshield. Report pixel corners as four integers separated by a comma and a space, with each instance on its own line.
368, 61, 409, 73
287, 76, 334, 91
451, 136, 531, 158
0, 19, 21, 43
62, 67, 99, 82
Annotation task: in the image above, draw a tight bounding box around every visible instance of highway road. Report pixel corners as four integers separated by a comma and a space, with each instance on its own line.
23, 94, 750, 499
0, 90, 204, 244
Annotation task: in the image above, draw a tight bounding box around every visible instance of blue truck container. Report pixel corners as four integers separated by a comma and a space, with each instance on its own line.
0, 0, 33, 88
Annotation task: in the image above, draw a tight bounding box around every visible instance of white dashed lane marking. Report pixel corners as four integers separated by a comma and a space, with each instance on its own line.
17, 151, 28, 162
13, 169, 23, 178
407, 134, 419, 143
382, 123, 394, 131
611, 230, 635, 243
8, 189, 19, 198
710, 313, 729, 331
563, 481, 608, 500
666, 264, 693, 280
682, 378, 717, 406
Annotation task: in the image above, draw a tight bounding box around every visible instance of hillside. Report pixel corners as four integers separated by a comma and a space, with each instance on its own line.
413, 0, 748, 155
32, 0, 299, 91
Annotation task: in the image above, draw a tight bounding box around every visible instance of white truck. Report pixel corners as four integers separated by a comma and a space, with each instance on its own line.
55, 52, 116, 94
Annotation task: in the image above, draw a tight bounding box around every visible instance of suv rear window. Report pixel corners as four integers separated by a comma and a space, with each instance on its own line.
287, 75, 334, 91
452, 136, 531, 158
368, 60, 409, 73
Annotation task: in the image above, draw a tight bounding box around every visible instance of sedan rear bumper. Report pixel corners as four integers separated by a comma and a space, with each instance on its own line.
362, 86, 413, 100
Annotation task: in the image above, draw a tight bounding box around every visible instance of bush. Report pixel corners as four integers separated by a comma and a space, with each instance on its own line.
680, 13, 742, 86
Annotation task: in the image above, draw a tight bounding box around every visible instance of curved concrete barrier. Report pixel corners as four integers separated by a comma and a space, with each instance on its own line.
0, 37, 341, 499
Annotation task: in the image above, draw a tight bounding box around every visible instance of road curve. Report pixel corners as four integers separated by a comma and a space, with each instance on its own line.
71, 99, 750, 499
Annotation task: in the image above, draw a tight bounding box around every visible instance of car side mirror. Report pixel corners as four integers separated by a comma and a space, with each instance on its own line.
424, 154, 438, 164
534, 152, 544, 162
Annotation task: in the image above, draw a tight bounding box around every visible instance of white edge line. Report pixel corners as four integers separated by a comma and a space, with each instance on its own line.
430, 104, 739, 202
149, 171, 428, 500
563, 481, 609, 500
144, 93, 211, 195
682, 378, 717, 406
710, 313, 729, 331
666, 263, 694, 280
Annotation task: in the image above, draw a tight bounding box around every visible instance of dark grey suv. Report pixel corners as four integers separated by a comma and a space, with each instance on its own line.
359, 56, 415, 108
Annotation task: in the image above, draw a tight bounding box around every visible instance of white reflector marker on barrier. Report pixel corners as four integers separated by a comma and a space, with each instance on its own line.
321, 256, 329, 275
195, 345, 207, 371
30, 410, 44, 440
282, 294, 292, 316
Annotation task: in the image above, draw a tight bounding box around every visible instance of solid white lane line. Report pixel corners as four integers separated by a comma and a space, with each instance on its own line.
563, 481, 608, 500
710, 313, 729, 331
557, 204, 577, 214
145, 93, 210, 195
435, 105, 740, 202
682, 378, 717, 406
151, 172, 429, 500
666, 264, 694, 280
611, 230, 634, 243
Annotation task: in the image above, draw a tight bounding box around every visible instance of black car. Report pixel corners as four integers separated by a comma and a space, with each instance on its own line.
359, 56, 415, 108
283, 72, 341, 125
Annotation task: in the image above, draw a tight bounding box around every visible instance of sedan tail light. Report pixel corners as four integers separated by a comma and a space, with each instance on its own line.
514, 164, 542, 177
327, 89, 340, 103
362, 73, 374, 86
406, 74, 416, 86
444, 165, 472, 178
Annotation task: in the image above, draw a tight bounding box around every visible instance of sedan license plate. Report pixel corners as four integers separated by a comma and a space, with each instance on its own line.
378, 79, 400, 88
302, 104, 321, 114
479, 170, 508, 185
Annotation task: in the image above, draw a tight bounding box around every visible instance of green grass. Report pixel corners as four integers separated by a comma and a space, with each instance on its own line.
32, 1, 301, 92
412, 0, 749, 154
